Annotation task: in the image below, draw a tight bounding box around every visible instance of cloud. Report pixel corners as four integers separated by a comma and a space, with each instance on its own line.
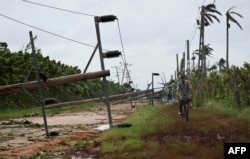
1, 0, 249, 89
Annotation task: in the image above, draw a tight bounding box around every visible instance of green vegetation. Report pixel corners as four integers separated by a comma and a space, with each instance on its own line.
176, 62, 250, 108
98, 102, 250, 159
1, 25, 250, 158
0, 49, 126, 110
99, 104, 173, 158
0, 3, 247, 158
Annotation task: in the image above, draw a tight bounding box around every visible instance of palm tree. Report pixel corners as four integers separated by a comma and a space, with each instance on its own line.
204, 44, 214, 57
226, 6, 243, 69
218, 58, 226, 74
194, 44, 214, 64
198, 4, 221, 73
196, 3, 221, 107
208, 64, 217, 72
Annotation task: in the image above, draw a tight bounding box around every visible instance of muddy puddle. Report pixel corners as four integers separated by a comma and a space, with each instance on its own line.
0, 103, 138, 157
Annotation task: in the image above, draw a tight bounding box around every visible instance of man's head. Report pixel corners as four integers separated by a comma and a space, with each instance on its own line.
180, 74, 185, 82
180, 74, 185, 79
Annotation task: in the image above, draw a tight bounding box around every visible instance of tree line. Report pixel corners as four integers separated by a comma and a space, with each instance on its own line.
174, 3, 245, 107
0, 48, 126, 109
188, 62, 250, 107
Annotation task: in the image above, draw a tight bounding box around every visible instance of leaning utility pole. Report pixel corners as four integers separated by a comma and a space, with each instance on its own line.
95, 16, 113, 128
94, 15, 121, 128
29, 31, 49, 138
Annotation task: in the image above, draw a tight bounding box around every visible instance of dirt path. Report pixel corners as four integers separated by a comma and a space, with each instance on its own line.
0, 103, 138, 158
1, 102, 250, 158
144, 104, 250, 159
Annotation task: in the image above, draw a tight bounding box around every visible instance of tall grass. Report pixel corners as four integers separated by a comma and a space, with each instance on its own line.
99, 101, 250, 159
206, 100, 250, 121
99, 104, 174, 158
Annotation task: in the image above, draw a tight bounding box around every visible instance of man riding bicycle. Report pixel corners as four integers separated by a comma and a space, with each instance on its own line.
176, 74, 192, 115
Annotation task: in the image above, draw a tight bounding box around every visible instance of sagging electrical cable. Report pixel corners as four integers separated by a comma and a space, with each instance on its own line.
0, 13, 96, 48
116, 20, 134, 87
22, 0, 96, 17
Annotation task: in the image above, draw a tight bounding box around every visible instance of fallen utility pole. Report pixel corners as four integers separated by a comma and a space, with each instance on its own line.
0, 70, 110, 95
45, 89, 152, 109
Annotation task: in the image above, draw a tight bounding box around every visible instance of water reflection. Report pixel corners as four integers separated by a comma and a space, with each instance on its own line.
93, 124, 110, 131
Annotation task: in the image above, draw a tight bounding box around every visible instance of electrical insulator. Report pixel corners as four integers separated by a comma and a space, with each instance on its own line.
152, 73, 160, 76
103, 50, 121, 58
97, 15, 117, 23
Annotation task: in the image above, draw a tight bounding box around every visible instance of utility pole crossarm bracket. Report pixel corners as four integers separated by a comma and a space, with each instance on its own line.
103, 50, 121, 58
95, 15, 117, 23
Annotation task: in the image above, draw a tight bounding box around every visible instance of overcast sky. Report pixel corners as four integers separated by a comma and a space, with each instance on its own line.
1, 0, 249, 90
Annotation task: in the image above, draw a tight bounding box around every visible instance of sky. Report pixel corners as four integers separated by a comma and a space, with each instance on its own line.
1, 0, 249, 90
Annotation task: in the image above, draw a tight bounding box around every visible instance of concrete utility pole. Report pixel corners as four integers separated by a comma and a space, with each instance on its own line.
29, 31, 49, 138
94, 15, 121, 128
176, 54, 179, 76
95, 16, 113, 128
0, 70, 110, 95
196, 6, 206, 107
186, 40, 190, 76
182, 52, 185, 74
112, 66, 120, 85
151, 73, 160, 106
46, 89, 151, 108
120, 62, 132, 86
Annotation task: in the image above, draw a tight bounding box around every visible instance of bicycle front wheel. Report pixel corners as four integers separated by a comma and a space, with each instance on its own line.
182, 105, 189, 122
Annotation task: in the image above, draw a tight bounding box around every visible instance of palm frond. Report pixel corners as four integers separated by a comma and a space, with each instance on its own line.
208, 9, 222, 15
205, 14, 214, 23
227, 6, 236, 12
206, 13, 220, 23
205, 4, 216, 10
218, 58, 226, 65
226, 7, 243, 30
193, 49, 200, 56
205, 4, 222, 15
209, 65, 217, 71
230, 11, 243, 18
228, 16, 243, 30
204, 18, 210, 26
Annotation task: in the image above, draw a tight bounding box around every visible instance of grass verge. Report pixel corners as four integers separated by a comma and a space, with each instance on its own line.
0, 102, 102, 120
98, 102, 250, 159
99, 104, 174, 159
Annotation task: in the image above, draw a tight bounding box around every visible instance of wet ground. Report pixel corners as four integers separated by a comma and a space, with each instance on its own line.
0, 103, 139, 158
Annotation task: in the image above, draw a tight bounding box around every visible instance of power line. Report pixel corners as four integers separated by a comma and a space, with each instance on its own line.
117, 20, 126, 64
116, 20, 134, 87
179, 0, 203, 69
188, 7, 201, 45
0, 13, 96, 48
22, 0, 97, 17
202, 0, 207, 5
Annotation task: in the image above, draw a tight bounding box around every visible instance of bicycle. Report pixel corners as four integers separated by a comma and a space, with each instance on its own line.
176, 95, 191, 122
181, 99, 189, 122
